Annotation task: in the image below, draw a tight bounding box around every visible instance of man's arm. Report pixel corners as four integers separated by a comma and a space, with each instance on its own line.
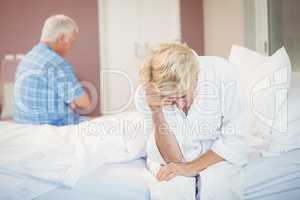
152, 110, 184, 163
72, 92, 91, 110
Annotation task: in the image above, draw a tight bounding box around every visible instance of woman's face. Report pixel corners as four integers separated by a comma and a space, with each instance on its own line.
158, 80, 197, 111
175, 83, 196, 111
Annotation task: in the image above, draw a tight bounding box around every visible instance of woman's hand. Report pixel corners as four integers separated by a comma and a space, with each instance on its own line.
145, 84, 176, 112
156, 162, 199, 182
156, 150, 225, 182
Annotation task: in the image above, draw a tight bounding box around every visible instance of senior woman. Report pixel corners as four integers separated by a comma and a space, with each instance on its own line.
135, 43, 249, 200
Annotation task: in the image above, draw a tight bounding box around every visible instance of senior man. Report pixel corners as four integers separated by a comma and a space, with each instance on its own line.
14, 15, 91, 126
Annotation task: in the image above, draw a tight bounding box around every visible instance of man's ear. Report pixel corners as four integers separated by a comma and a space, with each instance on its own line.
57, 33, 66, 44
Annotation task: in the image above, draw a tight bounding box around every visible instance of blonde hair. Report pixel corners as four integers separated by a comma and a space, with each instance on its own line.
140, 43, 199, 96
41, 14, 79, 42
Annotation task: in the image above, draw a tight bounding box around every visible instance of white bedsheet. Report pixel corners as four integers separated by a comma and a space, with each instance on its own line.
35, 159, 150, 200
245, 149, 300, 200
0, 111, 148, 200
1, 115, 299, 200
197, 149, 300, 200
31, 151, 300, 200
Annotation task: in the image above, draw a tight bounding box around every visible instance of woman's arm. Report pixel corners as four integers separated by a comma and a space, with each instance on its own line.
186, 150, 224, 173
156, 150, 224, 181
152, 110, 184, 163
143, 83, 184, 164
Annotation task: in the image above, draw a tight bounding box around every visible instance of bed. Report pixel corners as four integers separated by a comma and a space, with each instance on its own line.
245, 149, 300, 200
31, 150, 300, 200
0, 146, 299, 200
35, 159, 150, 200
1, 58, 300, 200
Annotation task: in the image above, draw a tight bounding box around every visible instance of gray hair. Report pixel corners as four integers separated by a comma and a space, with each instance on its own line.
40, 15, 79, 42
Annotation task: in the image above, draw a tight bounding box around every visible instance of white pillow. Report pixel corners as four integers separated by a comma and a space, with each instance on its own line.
229, 46, 292, 145
1, 83, 14, 120
229, 45, 267, 68
264, 72, 300, 154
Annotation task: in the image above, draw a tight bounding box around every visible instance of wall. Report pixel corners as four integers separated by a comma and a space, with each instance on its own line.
280, 0, 300, 71
0, 0, 101, 116
180, 0, 204, 55
203, 0, 245, 57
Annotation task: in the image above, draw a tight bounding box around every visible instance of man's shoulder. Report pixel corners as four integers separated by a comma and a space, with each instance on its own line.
16, 46, 62, 80
24, 44, 70, 70
20, 44, 52, 67
34, 43, 68, 63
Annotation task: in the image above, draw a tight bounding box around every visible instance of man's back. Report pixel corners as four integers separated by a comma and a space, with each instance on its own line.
13, 43, 84, 125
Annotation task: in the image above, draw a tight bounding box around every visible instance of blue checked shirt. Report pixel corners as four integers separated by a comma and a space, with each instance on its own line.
13, 43, 84, 126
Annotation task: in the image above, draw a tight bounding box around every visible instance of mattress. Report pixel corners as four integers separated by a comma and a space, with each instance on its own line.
0, 120, 299, 199
34, 151, 300, 200
244, 149, 300, 200
35, 159, 150, 200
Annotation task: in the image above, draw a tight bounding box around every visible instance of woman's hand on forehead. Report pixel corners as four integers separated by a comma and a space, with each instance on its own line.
145, 84, 178, 111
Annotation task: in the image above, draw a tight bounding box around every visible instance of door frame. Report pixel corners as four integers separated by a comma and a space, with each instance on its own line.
254, 0, 269, 55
